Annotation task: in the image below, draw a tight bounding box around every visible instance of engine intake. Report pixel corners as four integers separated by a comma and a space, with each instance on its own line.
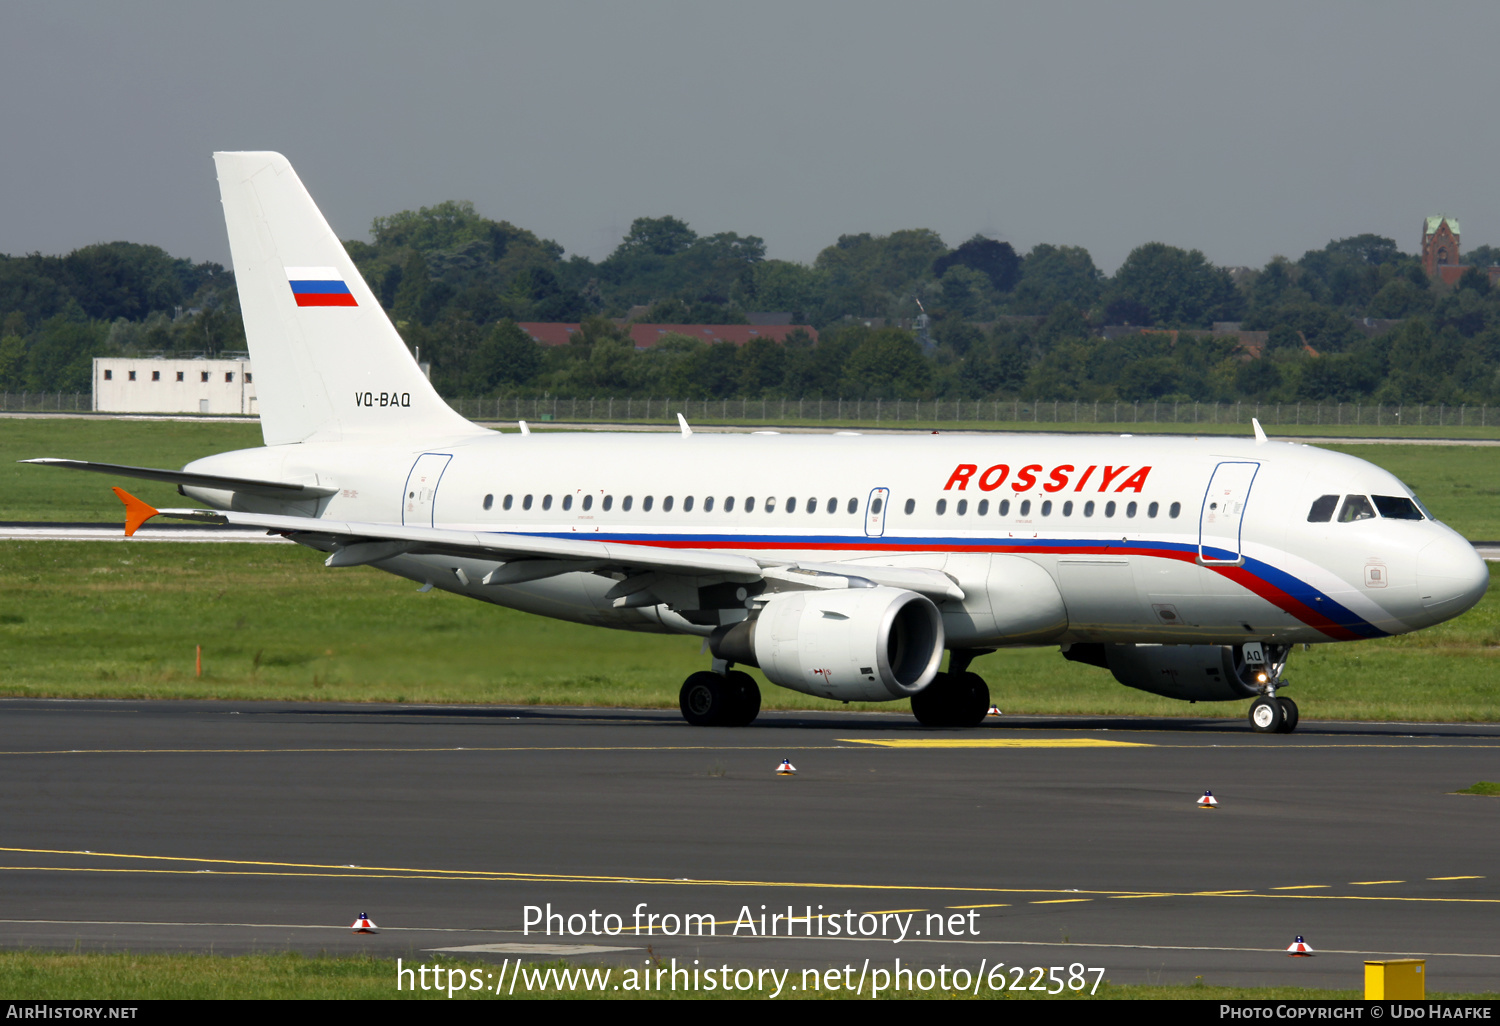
710, 587, 944, 702
1064, 642, 1286, 702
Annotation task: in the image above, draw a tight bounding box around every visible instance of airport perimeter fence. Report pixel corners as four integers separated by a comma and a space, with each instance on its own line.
6, 391, 1498, 429
443, 396, 1500, 430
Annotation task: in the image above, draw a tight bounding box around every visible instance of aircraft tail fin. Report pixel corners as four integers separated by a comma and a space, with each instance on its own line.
213, 151, 484, 446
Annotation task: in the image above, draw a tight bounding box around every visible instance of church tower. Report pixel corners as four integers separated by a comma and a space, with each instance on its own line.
1422, 215, 1463, 284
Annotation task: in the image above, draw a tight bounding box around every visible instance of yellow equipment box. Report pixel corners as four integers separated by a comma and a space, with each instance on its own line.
1365, 959, 1425, 1000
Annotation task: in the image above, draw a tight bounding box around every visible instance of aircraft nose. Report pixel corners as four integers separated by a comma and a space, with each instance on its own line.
1416, 534, 1491, 621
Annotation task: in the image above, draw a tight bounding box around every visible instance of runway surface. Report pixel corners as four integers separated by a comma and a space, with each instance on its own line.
1, 699, 1497, 993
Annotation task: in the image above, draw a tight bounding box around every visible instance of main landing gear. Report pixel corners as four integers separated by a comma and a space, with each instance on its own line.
910, 649, 992, 728
679, 667, 761, 727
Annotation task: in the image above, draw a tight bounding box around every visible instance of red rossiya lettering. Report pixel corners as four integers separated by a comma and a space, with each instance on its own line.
944, 465, 978, 491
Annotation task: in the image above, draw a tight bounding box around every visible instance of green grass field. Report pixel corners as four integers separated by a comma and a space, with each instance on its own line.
0, 541, 1494, 719
2, 416, 1498, 535
3, 950, 1488, 1000
1, 416, 1495, 718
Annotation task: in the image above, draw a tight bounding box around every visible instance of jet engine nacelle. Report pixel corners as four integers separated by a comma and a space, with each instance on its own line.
710, 587, 944, 702
1064, 642, 1283, 702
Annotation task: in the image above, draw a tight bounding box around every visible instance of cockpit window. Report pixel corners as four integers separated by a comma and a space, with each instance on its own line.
1372, 495, 1423, 520
1307, 495, 1339, 522
1337, 495, 1376, 523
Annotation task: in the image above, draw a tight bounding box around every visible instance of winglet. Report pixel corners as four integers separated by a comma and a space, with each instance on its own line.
677, 413, 693, 437
1251, 418, 1268, 445
112, 487, 160, 537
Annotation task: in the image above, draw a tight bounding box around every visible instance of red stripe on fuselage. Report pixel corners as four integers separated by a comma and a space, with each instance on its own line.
612, 536, 1366, 641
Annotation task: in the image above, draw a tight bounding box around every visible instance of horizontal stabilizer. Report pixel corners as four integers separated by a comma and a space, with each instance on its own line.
21, 459, 338, 498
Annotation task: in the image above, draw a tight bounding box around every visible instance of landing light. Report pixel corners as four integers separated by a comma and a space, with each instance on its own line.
1256, 672, 1267, 683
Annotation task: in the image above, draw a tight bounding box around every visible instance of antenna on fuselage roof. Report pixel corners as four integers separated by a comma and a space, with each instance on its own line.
518, 421, 531, 435
1251, 418, 1267, 445
677, 413, 693, 437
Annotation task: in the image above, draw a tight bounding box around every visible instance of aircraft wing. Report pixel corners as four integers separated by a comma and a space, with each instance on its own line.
113, 490, 962, 599
21, 459, 339, 499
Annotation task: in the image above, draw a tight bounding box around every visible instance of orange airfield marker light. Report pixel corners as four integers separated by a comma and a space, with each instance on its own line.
111, 487, 160, 537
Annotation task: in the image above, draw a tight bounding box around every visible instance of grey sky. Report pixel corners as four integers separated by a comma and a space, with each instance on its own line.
3, 2, 1496, 274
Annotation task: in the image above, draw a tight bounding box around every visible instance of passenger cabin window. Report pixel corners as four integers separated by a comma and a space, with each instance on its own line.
483, 494, 493, 511
1083, 500, 1095, 517
152, 371, 160, 381
936, 499, 947, 515
176, 371, 184, 381
683, 496, 693, 512
1169, 502, 1181, 518
542, 495, 553, 511
1040, 500, 1052, 516
1019, 499, 1031, 516
1307, 494, 1339, 522
1105, 501, 1117, 517
846, 498, 857, 514
643, 496, 654, 511
201, 372, 209, 382
724, 496, 735, 512
956, 499, 968, 515
562, 495, 572, 511
503, 495, 513, 510
703, 496, 713, 512
1338, 495, 1376, 523
1126, 501, 1137, 518
1148, 501, 1159, 518
226, 373, 234, 383
582, 495, 592, 511
786, 497, 796, 513
663, 496, 673, 512
998, 499, 1010, 516
603, 495, 613, 511
904, 498, 915, 515
978, 499, 989, 515
104, 369, 112, 380
745, 497, 755, 512
1373, 495, 1423, 520
764, 497, 776, 512
623, 496, 633, 511
826, 498, 837, 514
871, 497, 883, 514
523, 494, 533, 510
1062, 500, 1073, 516
128, 371, 136, 381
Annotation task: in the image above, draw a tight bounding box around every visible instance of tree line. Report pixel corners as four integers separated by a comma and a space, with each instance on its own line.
2, 203, 1498, 405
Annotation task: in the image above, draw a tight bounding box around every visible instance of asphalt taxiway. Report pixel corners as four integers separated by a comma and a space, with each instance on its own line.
1, 700, 1497, 993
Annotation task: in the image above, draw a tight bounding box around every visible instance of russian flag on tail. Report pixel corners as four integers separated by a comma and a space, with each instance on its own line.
286, 266, 357, 307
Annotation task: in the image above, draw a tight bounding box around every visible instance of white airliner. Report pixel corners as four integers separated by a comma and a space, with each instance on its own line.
26, 152, 1490, 733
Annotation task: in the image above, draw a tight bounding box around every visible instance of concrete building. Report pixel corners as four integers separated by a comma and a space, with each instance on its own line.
93, 356, 257, 414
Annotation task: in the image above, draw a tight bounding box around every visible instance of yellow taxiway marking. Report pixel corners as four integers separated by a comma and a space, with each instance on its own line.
1030, 899, 1092, 904
0, 746, 861, 756
1430, 876, 1484, 881
947, 904, 1011, 909
839, 738, 1152, 749
0, 848, 1491, 907
1272, 885, 1331, 890
1350, 880, 1405, 886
